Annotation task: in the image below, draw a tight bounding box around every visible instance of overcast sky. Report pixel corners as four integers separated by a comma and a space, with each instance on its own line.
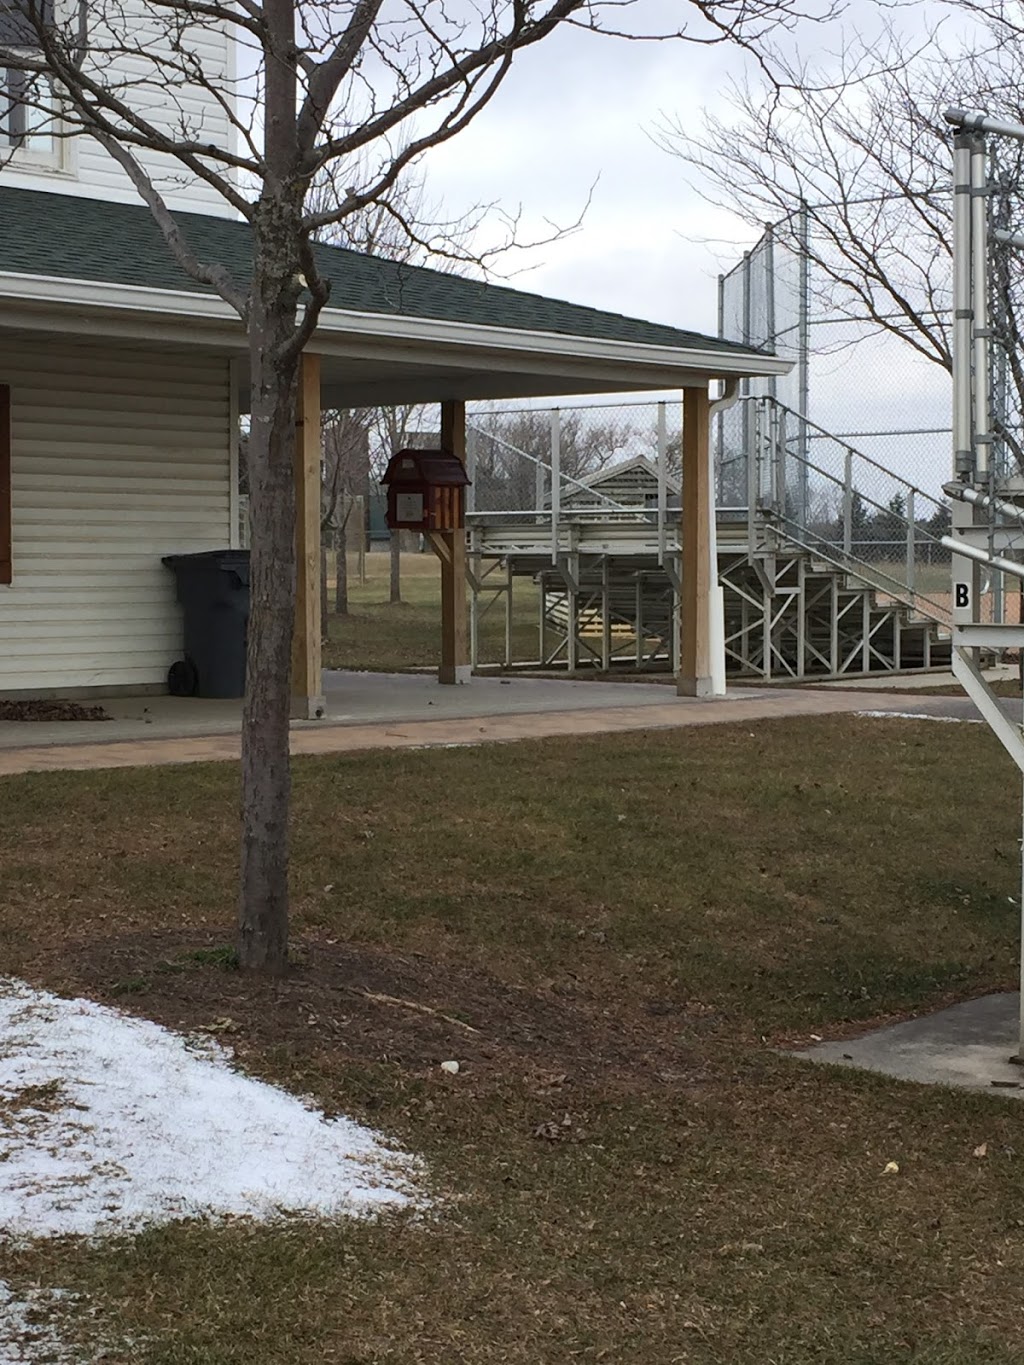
424, 18, 753, 339
420, 5, 962, 495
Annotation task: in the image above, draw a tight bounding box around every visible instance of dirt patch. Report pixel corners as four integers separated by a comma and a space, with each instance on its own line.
41, 929, 717, 1101
0, 700, 111, 723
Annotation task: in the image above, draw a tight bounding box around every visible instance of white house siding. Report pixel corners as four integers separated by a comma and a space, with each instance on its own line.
0, 339, 233, 694
3, 1, 234, 217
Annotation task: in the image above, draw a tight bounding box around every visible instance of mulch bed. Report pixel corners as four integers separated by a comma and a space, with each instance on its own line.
0, 700, 112, 722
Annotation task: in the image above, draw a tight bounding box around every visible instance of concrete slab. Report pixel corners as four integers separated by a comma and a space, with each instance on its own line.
0, 669, 1007, 773
795, 993, 1024, 1095
815, 664, 1019, 692
0, 672, 778, 752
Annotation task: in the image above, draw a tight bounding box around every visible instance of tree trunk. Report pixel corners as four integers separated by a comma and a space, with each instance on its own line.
335, 517, 349, 615
389, 529, 402, 604
238, 286, 300, 977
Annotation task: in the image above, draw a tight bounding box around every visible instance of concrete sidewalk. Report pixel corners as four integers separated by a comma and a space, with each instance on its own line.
0, 680, 991, 777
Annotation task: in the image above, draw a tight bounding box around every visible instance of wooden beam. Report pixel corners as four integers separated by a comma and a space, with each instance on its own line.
437, 399, 470, 685
291, 353, 325, 719
678, 385, 715, 697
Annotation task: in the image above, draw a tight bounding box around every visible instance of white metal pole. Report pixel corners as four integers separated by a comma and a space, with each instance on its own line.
657, 402, 667, 566
765, 221, 777, 403
971, 138, 992, 482
1020, 745, 1024, 1061
465, 425, 477, 515
716, 274, 726, 504
550, 408, 560, 567
946, 107, 1024, 142
952, 134, 974, 481
797, 201, 811, 526
942, 535, 1024, 582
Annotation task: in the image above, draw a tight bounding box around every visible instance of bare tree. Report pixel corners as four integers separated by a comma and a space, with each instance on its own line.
470, 408, 637, 511
321, 408, 371, 616
658, 17, 1024, 460
310, 165, 492, 611
1, 0, 832, 975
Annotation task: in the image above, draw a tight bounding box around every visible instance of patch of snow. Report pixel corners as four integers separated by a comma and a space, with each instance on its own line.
0, 980, 423, 1240
855, 710, 984, 724
0, 1282, 76, 1363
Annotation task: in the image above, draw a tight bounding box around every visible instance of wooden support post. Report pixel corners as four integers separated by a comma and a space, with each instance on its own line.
291, 353, 325, 719
436, 400, 470, 684
679, 385, 716, 697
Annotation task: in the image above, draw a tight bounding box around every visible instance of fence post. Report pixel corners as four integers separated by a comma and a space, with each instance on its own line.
774, 403, 787, 514
741, 250, 753, 490
465, 425, 477, 515
550, 408, 561, 566
765, 221, 777, 403
905, 489, 916, 595
797, 200, 811, 525
747, 398, 759, 554
716, 273, 726, 504
842, 450, 853, 557
657, 401, 667, 566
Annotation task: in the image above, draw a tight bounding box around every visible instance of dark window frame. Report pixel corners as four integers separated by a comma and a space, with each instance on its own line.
0, 2, 54, 47
1, 2, 56, 151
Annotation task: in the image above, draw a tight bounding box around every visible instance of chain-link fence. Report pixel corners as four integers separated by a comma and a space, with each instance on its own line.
988, 132, 1024, 485
465, 399, 686, 517
717, 209, 954, 503
465, 391, 956, 625
717, 212, 809, 509
745, 398, 953, 621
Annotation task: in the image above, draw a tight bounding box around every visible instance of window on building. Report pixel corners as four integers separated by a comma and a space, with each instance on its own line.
0, 2, 56, 158
0, 386, 11, 586
1, 69, 54, 155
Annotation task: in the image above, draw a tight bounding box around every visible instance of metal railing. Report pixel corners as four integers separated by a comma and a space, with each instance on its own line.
747, 396, 954, 625
466, 405, 682, 567
465, 394, 960, 629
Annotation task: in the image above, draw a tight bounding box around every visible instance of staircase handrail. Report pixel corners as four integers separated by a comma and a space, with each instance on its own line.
746, 395, 953, 627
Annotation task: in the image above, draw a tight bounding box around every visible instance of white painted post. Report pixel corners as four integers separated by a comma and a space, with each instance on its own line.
550, 409, 561, 566
505, 560, 513, 668
971, 138, 992, 481
602, 561, 613, 671
952, 133, 974, 480
906, 489, 916, 596
657, 402, 667, 566
465, 425, 477, 515
538, 576, 546, 665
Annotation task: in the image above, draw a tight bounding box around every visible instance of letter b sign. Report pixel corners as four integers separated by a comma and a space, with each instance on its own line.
955, 582, 971, 610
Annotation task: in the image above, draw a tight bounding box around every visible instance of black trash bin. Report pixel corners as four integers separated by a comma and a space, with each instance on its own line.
162, 549, 250, 698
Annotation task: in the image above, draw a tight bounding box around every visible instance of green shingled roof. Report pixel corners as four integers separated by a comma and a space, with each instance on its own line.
1, 185, 762, 356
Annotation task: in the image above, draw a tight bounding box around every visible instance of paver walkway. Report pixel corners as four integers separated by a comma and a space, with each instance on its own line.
0, 687, 986, 776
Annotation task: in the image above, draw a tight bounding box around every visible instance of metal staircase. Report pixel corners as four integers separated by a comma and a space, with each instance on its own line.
466, 397, 954, 680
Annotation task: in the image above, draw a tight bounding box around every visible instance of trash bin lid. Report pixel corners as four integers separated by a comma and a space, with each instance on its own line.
162, 549, 250, 586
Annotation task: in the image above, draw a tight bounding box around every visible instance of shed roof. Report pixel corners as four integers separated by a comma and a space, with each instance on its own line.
2, 186, 760, 358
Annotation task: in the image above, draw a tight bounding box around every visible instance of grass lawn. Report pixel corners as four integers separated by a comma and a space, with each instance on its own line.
2, 716, 1024, 1362
864, 676, 1022, 699
324, 550, 540, 672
